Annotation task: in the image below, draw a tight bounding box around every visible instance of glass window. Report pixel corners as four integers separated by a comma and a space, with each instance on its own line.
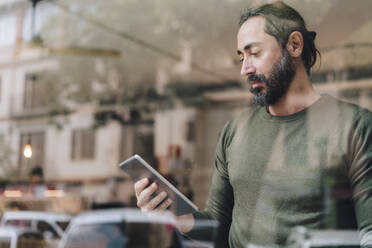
0, 13, 16, 46
71, 129, 95, 160
56, 221, 70, 231
36, 221, 59, 239
1, 1, 372, 246
23, 73, 46, 111
5, 219, 32, 228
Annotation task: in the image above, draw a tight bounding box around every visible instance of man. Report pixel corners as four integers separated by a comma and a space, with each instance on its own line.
135, 2, 372, 247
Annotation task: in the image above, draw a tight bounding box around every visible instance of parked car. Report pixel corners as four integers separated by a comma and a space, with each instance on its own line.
0, 211, 72, 241
59, 208, 186, 248
0, 226, 47, 248
286, 226, 360, 248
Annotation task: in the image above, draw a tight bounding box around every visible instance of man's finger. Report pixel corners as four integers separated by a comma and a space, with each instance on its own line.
137, 182, 158, 208
155, 198, 173, 211
143, 191, 168, 212
134, 178, 149, 197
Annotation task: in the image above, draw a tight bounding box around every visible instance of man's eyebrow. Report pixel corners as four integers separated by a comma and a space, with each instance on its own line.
237, 42, 261, 55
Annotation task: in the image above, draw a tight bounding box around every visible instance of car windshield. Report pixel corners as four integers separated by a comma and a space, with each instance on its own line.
64, 222, 181, 248
56, 221, 70, 231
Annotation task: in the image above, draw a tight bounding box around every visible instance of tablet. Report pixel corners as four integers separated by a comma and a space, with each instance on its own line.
120, 154, 199, 216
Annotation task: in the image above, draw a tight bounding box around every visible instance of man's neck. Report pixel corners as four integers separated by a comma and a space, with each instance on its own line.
267, 69, 321, 116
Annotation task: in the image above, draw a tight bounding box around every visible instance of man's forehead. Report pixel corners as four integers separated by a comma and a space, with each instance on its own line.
238, 16, 266, 36
237, 17, 267, 51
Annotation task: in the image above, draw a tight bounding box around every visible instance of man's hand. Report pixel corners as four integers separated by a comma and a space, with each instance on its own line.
134, 178, 195, 233
134, 178, 172, 212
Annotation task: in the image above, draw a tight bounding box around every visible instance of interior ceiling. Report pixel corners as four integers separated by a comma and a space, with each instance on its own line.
37, 0, 372, 84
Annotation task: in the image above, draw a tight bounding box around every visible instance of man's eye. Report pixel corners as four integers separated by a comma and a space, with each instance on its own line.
251, 51, 260, 57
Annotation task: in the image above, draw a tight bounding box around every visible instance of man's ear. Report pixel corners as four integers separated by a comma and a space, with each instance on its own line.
286, 31, 303, 58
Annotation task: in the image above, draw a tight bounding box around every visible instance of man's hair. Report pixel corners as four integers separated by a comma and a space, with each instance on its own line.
239, 1, 319, 75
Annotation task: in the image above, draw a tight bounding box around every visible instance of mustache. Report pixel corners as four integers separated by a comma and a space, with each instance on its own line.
248, 74, 268, 84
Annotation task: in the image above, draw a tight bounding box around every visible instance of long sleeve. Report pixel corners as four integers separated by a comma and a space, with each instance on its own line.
186, 121, 235, 247
348, 111, 372, 247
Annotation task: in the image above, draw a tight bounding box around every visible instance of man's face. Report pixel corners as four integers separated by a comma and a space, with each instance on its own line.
237, 17, 295, 106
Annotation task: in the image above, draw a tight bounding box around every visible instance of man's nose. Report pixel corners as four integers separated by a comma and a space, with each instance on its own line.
240, 60, 256, 76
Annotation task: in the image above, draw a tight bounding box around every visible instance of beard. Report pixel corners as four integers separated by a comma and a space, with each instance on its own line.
248, 49, 296, 107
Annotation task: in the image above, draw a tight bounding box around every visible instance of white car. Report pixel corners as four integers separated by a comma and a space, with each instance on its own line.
59, 208, 185, 248
0, 211, 72, 240
286, 226, 360, 248
0, 226, 46, 248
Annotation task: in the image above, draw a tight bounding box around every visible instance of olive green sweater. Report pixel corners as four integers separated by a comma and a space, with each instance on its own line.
188, 95, 372, 247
